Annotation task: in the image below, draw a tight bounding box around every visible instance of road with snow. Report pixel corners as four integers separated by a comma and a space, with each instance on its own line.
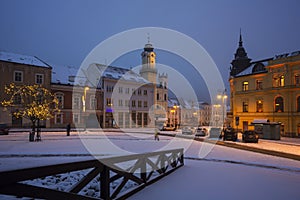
0, 130, 300, 199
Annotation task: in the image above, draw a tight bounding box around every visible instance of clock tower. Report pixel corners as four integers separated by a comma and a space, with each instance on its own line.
140, 41, 157, 84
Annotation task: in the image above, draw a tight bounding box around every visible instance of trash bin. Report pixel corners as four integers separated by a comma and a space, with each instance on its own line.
29, 131, 35, 142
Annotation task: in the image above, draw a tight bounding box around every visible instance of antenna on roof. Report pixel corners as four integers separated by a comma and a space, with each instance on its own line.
147, 33, 150, 43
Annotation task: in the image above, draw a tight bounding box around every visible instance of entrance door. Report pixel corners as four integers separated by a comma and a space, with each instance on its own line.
243, 121, 248, 132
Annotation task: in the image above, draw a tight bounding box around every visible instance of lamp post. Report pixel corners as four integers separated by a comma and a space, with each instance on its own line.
82, 86, 89, 130
217, 90, 227, 129
173, 104, 179, 129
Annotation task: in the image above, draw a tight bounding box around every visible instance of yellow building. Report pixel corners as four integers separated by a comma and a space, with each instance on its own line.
229, 33, 300, 137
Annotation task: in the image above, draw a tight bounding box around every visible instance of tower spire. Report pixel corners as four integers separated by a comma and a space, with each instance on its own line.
147, 33, 150, 44
239, 28, 243, 47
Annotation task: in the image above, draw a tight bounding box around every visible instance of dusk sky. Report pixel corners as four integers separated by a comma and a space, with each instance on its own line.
1, 0, 299, 102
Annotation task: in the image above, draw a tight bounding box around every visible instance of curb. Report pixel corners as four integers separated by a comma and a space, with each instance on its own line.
158, 132, 300, 162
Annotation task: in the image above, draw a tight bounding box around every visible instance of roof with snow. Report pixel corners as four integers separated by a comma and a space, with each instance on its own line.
0, 51, 50, 68
51, 64, 150, 87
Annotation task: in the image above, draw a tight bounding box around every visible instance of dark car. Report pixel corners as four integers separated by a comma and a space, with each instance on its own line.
223, 127, 237, 141
242, 130, 259, 143
0, 124, 9, 135
195, 127, 207, 137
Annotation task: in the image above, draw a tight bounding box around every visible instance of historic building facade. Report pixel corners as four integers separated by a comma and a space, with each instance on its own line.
229, 33, 300, 137
0, 51, 52, 127
140, 42, 169, 127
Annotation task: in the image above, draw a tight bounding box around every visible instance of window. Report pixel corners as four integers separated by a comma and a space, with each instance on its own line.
132, 89, 136, 95
256, 80, 263, 90
106, 98, 113, 107
73, 95, 80, 109
279, 75, 285, 86
275, 96, 284, 112
164, 94, 167, 101
13, 94, 22, 104
119, 87, 123, 94
125, 100, 129, 107
137, 89, 142, 95
242, 81, 249, 91
55, 93, 64, 109
143, 101, 148, 108
125, 88, 130, 94
118, 99, 123, 107
55, 114, 63, 124
143, 90, 148, 95
295, 74, 300, 85
157, 93, 160, 100
256, 100, 263, 112
106, 85, 114, 92
132, 100, 136, 107
242, 102, 248, 112
297, 96, 300, 112
137, 112, 142, 126
90, 95, 96, 109
138, 100, 142, 108
144, 113, 148, 126
14, 71, 23, 82
273, 75, 285, 87
73, 114, 79, 123
35, 74, 44, 84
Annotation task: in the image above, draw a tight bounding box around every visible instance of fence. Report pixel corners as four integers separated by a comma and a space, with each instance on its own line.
0, 148, 184, 200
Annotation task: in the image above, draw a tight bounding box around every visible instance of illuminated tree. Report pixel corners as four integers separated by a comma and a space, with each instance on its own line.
1, 83, 60, 139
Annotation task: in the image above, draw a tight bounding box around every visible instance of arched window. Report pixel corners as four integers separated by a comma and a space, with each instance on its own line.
275, 96, 284, 112
297, 96, 300, 112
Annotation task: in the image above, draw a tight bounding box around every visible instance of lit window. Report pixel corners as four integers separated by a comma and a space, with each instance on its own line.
242, 81, 249, 91
279, 75, 285, 86
14, 71, 23, 82
256, 100, 263, 112
275, 96, 284, 112
106, 98, 112, 107
35, 74, 44, 84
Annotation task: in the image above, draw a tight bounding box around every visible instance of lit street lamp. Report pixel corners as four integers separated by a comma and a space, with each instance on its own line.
82, 86, 89, 130
217, 89, 227, 129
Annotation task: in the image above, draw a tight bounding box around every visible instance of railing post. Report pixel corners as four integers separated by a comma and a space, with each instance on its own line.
100, 165, 110, 200
140, 156, 147, 183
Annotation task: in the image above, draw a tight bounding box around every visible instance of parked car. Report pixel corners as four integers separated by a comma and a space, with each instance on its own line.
182, 126, 195, 135
195, 127, 208, 137
209, 127, 222, 138
0, 124, 9, 135
242, 130, 259, 143
223, 127, 237, 141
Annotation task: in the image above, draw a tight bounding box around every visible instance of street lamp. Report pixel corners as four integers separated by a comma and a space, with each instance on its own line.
82, 86, 89, 131
173, 104, 179, 128
82, 86, 89, 112
217, 90, 227, 129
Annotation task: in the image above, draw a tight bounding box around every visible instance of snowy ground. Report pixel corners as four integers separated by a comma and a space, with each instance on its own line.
0, 130, 300, 199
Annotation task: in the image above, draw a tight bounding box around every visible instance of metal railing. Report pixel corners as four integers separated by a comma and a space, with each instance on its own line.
0, 148, 184, 200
